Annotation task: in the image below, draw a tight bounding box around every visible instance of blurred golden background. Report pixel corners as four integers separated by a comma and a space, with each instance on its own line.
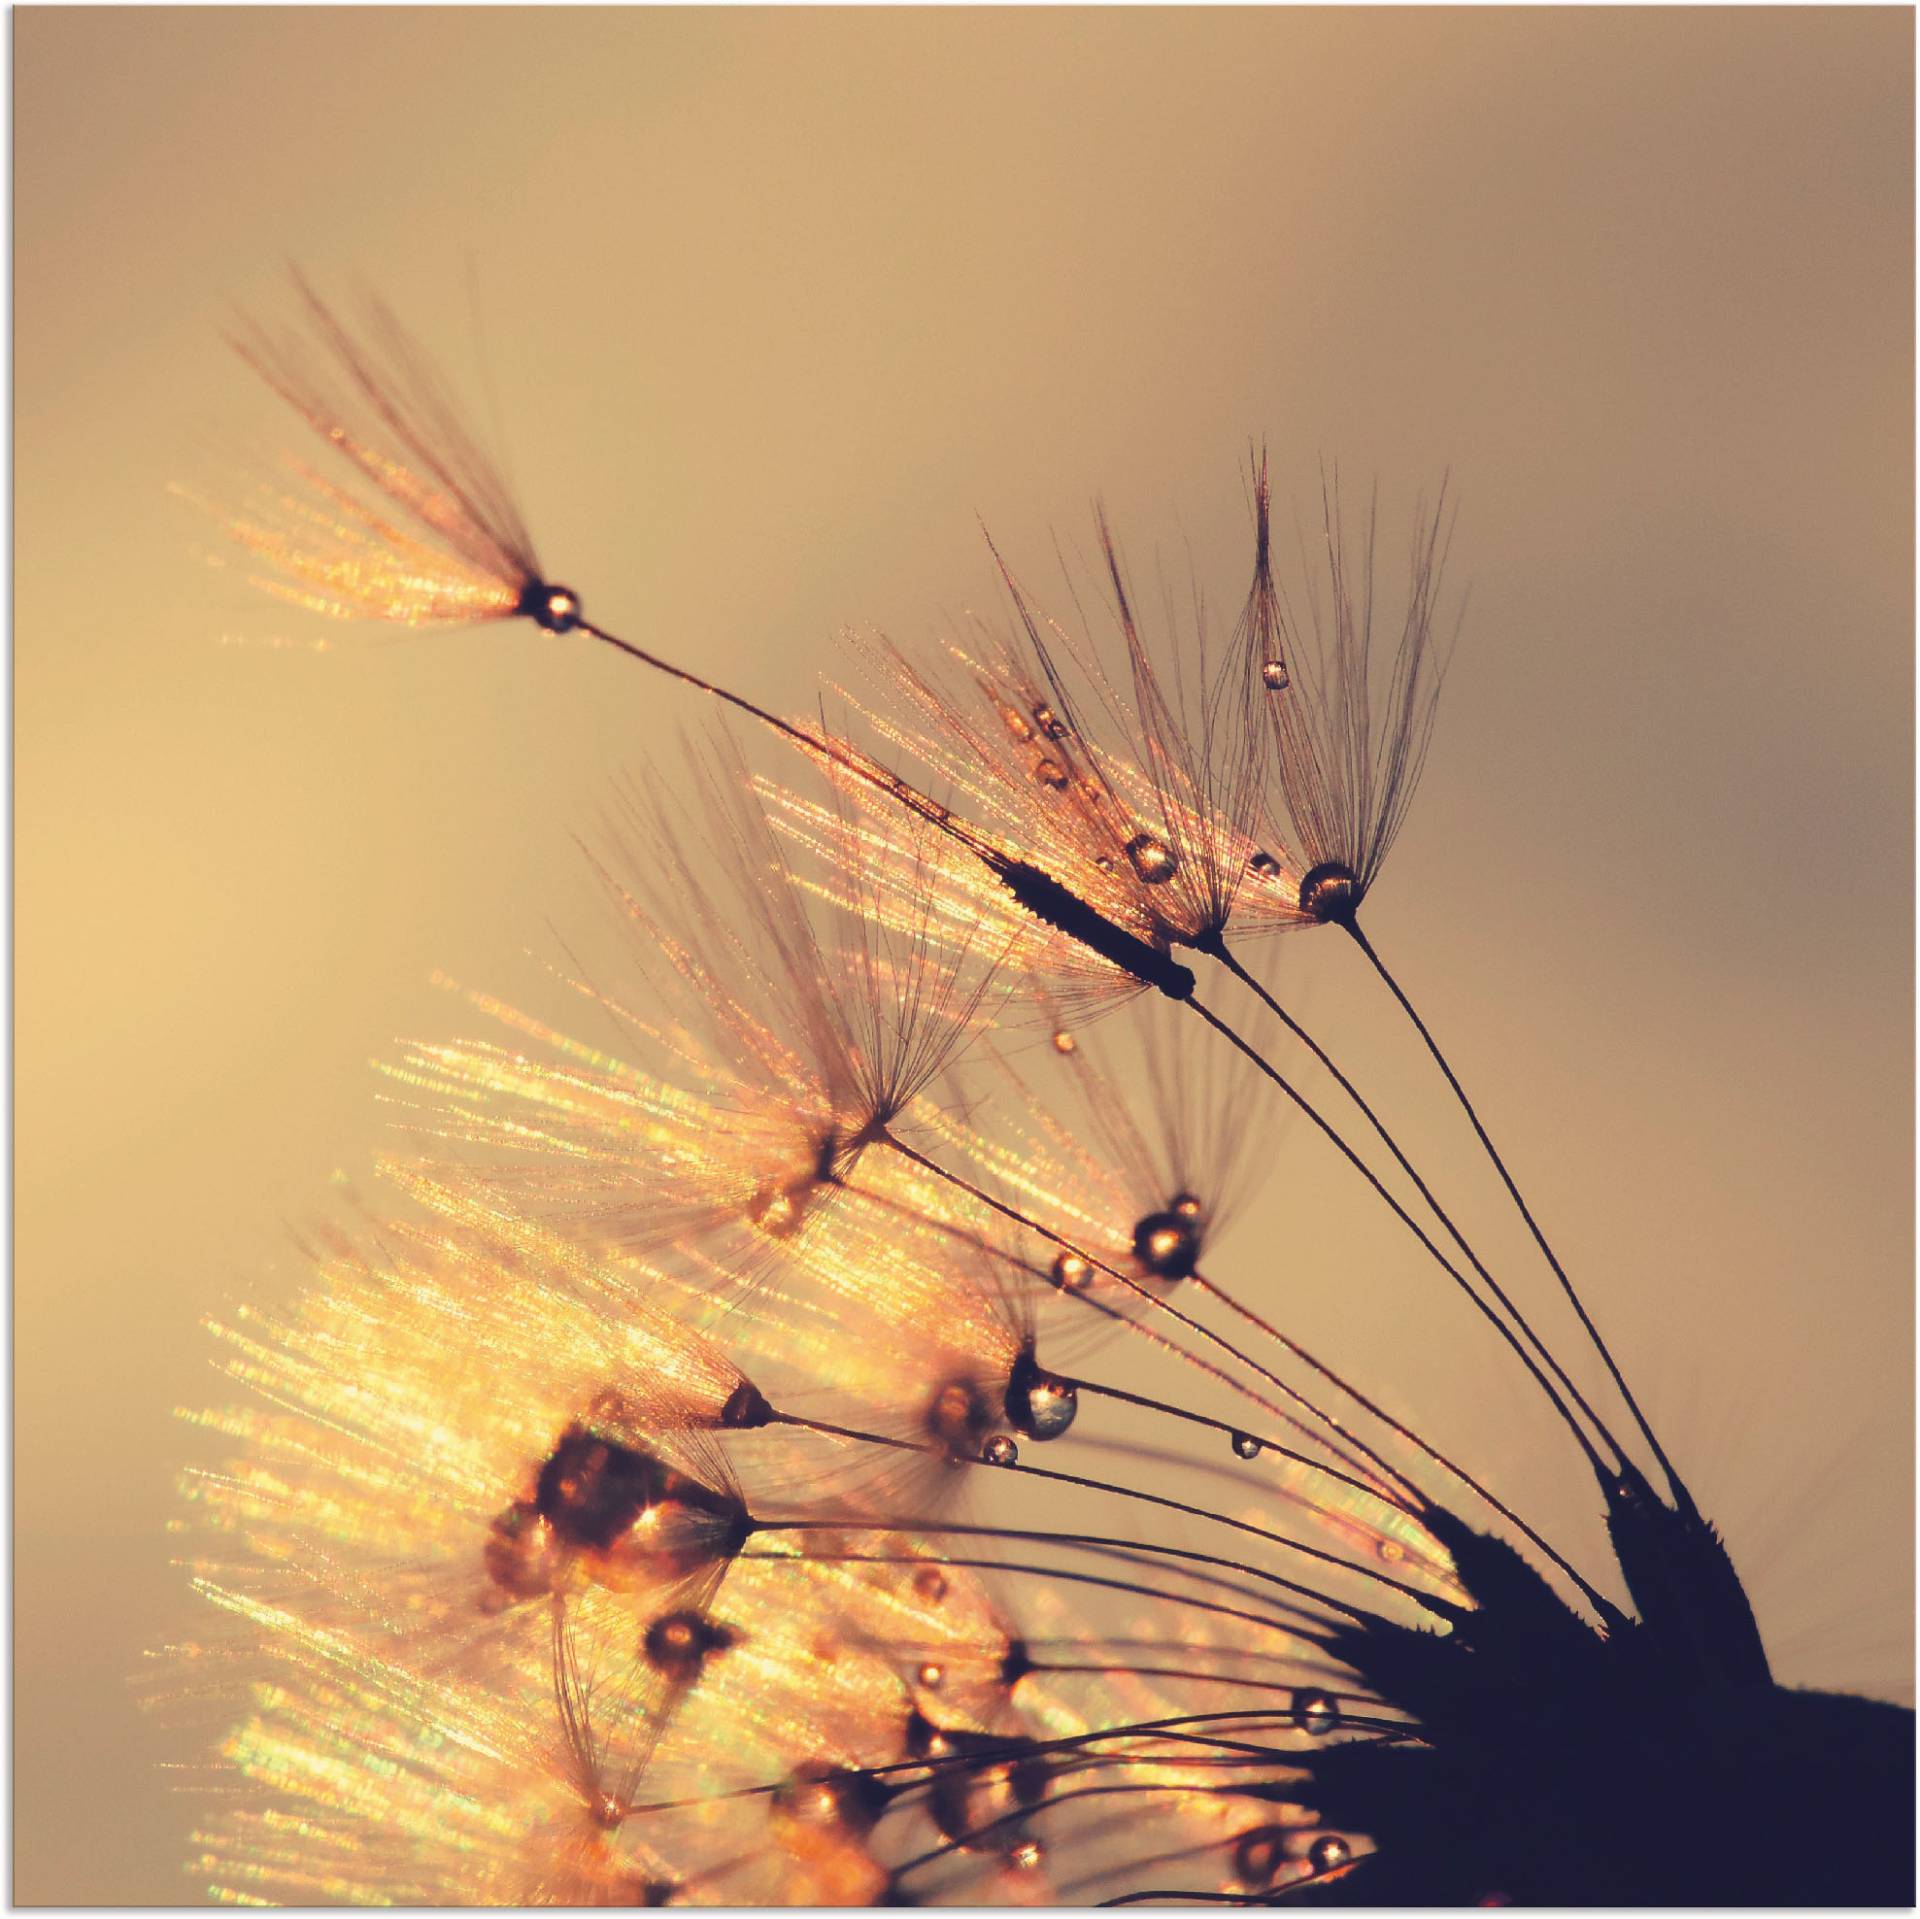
15, 6, 1913, 1903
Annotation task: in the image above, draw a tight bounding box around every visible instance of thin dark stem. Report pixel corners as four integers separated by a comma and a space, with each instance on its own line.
874, 1129, 1422, 1501
1178, 1265, 1608, 1617
1345, 916, 1686, 1507
838, 1168, 1398, 1495
756, 1409, 1454, 1619
749, 1517, 1444, 1631
579, 620, 997, 858
1203, 936, 1624, 1450
1183, 994, 1613, 1480
1065, 1375, 1413, 1514
741, 1546, 1311, 1641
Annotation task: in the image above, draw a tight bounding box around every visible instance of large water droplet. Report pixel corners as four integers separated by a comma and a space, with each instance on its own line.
1006, 1347, 1078, 1440
1132, 1206, 1202, 1281
642, 1608, 735, 1685
1034, 758, 1069, 791
1231, 1431, 1262, 1460
1051, 1029, 1076, 1055
1261, 657, 1289, 692
982, 1434, 1019, 1467
772, 1762, 892, 1837
1124, 830, 1179, 884
1292, 1688, 1341, 1735
1298, 860, 1361, 925
521, 579, 583, 634
1309, 1835, 1352, 1873
1032, 703, 1069, 740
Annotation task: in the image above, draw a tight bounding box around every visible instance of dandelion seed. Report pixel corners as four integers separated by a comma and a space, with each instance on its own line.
1245, 457, 1454, 926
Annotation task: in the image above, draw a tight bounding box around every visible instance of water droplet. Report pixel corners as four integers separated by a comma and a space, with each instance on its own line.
749, 1187, 801, 1238
1231, 1431, 1262, 1460
1292, 1688, 1341, 1735
1297, 860, 1361, 925
1032, 703, 1069, 740
924, 1378, 994, 1459
772, 1762, 892, 1837
1261, 657, 1290, 692
917, 1661, 944, 1689
1249, 850, 1281, 879
1034, 758, 1069, 790
1010, 1840, 1043, 1872
1093, 853, 1116, 872
912, 1565, 948, 1603
1377, 1538, 1406, 1564
1124, 829, 1179, 884
1049, 1251, 1092, 1291
1309, 1835, 1352, 1873
1171, 1191, 1203, 1218
1007, 1348, 1078, 1441
1132, 1206, 1202, 1281
1051, 1029, 1076, 1055
926, 1736, 1051, 1854
1233, 1824, 1289, 1887
982, 1434, 1019, 1467
642, 1608, 735, 1685
482, 1499, 562, 1602
522, 580, 583, 634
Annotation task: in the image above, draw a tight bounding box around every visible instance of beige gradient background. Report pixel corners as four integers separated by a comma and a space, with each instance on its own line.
15, 6, 1914, 1904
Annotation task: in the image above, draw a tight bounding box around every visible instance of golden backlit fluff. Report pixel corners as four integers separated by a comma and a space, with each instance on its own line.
380, 748, 1013, 1285
169, 282, 1916, 1907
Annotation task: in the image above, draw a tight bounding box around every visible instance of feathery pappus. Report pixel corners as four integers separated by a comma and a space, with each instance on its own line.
167, 282, 1915, 1908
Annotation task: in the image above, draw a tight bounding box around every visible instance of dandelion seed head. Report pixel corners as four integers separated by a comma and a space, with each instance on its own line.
205, 277, 557, 636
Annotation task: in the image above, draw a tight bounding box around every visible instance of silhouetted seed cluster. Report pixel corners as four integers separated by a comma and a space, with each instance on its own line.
170, 286, 1915, 1910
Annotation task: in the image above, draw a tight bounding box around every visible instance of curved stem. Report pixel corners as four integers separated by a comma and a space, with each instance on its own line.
1065, 1375, 1412, 1515
762, 1409, 1451, 1619
749, 1517, 1435, 1632
1346, 916, 1685, 1508
874, 1130, 1421, 1500
1183, 994, 1615, 1481
838, 1167, 1399, 1497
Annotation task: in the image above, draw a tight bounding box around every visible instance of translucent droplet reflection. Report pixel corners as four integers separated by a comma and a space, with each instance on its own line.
1234, 1824, 1288, 1887
1298, 859, 1361, 925
1006, 1347, 1078, 1441
982, 1434, 1019, 1467
1124, 829, 1179, 884
522, 579, 583, 634
1292, 1688, 1341, 1735
1049, 1250, 1093, 1291
1309, 1835, 1352, 1873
